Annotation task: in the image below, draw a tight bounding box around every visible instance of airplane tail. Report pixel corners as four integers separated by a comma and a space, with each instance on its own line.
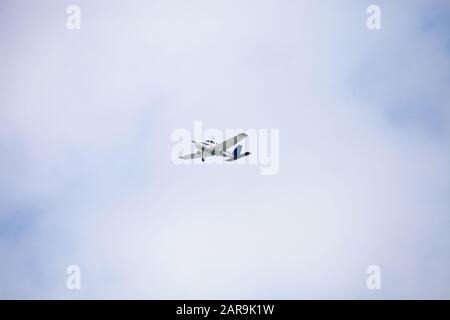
226, 145, 251, 162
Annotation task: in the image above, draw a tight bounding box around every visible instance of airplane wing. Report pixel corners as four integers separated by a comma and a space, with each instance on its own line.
211, 133, 248, 154
179, 152, 202, 159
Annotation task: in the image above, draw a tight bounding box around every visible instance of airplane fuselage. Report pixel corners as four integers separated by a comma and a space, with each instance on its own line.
194, 140, 232, 158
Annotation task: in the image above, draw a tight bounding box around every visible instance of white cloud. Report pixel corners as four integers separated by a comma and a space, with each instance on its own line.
0, 0, 449, 298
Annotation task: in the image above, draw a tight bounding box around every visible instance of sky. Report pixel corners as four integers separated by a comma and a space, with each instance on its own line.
0, 0, 449, 299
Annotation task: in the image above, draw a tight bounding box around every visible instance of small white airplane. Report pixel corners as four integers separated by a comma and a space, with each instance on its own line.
179, 133, 251, 162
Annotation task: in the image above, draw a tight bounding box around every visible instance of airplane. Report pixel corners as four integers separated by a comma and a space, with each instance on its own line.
179, 133, 251, 162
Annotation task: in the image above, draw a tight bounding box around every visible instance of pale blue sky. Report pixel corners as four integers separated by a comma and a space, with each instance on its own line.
0, 0, 449, 299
